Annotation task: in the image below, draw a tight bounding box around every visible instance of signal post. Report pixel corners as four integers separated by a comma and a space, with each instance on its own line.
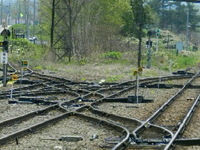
0, 27, 10, 87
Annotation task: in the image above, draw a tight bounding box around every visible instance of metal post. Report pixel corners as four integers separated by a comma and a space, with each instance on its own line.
2, 63, 7, 87
147, 38, 151, 68
7, 3, 11, 25
1, 0, 3, 25
137, 1, 143, 68
50, 0, 55, 49
18, 3, 20, 24
136, 74, 139, 103
156, 35, 159, 53
167, 32, 169, 50
25, 0, 29, 39
68, 0, 72, 62
20, 67, 23, 96
10, 83, 13, 99
186, 8, 189, 51
33, 0, 36, 38
2, 41, 8, 87
1, 28, 10, 87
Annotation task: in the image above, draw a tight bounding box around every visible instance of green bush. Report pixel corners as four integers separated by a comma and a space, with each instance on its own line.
103, 51, 122, 60
176, 56, 197, 69
9, 38, 46, 62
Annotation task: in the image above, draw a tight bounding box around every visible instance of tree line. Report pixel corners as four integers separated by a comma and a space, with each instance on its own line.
38, 0, 200, 61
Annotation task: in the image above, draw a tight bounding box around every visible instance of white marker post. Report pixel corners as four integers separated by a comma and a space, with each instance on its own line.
134, 71, 139, 104
134, 67, 143, 104
10, 83, 13, 99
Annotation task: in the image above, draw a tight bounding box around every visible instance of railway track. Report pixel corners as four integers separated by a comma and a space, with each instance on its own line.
0, 64, 199, 149
129, 70, 200, 150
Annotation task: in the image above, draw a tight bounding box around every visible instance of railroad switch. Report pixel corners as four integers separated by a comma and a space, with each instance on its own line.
127, 96, 154, 103
172, 70, 194, 76
104, 96, 153, 103
41, 136, 83, 142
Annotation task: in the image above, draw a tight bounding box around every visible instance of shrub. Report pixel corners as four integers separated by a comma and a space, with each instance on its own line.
176, 56, 197, 68
103, 51, 122, 60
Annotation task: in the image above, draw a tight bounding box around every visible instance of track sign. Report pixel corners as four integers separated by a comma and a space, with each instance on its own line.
1, 52, 8, 64
1, 29, 11, 37
138, 67, 143, 75
176, 41, 183, 52
133, 71, 138, 76
138, 67, 143, 72
21, 60, 29, 67
11, 74, 18, 81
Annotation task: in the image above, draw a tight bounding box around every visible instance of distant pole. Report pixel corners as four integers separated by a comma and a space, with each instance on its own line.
1, 0, 3, 25
155, 29, 160, 53
147, 38, 152, 68
25, 0, 30, 39
18, 3, 20, 24
138, 24, 142, 68
50, 0, 55, 49
68, 0, 73, 62
137, 0, 143, 68
8, 3, 11, 25
33, 0, 36, 37
186, 8, 189, 51
167, 32, 169, 50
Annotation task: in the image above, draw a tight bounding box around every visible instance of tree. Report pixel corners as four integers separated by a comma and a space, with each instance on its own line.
39, 0, 89, 62
147, 0, 200, 33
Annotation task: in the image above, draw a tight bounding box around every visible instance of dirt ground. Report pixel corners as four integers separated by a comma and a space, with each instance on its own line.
40, 63, 172, 83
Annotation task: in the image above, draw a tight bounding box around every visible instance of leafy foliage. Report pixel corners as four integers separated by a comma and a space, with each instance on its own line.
9, 38, 45, 61
103, 51, 122, 60
176, 55, 198, 68
147, 0, 200, 32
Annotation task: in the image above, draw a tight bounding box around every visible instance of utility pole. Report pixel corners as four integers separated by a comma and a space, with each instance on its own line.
33, 0, 36, 37
137, 0, 143, 68
50, 0, 55, 49
147, 37, 152, 68
1, 0, 3, 25
25, 0, 29, 39
7, 3, 11, 25
186, 8, 189, 51
68, 0, 72, 62
18, 2, 21, 24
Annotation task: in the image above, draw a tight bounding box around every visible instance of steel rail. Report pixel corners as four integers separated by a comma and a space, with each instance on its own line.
131, 70, 200, 146
117, 75, 191, 87
73, 113, 130, 150
0, 111, 130, 150
164, 94, 200, 150
86, 83, 174, 149
144, 70, 199, 123
1, 65, 197, 149
87, 106, 143, 125
0, 112, 72, 145
77, 105, 142, 133
0, 105, 63, 126
174, 138, 200, 146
